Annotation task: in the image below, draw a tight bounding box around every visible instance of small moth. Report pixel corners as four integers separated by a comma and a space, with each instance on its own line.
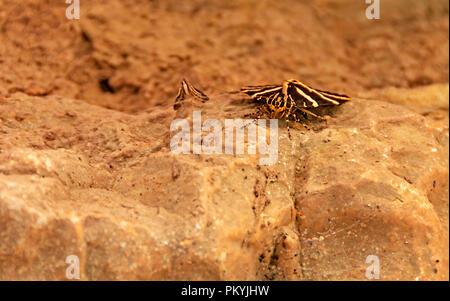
174, 78, 209, 110
241, 79, 350, 122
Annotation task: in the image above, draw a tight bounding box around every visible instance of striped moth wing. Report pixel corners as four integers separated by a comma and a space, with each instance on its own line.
240, 85, 283, 101
285, 80, 351, 108
174, 78, 209, 110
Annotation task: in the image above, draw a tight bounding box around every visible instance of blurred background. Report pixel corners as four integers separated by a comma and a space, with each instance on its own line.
0, 0, 448, 113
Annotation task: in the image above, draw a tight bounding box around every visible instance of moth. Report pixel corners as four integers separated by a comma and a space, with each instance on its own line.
174, 78, 209, 110
241, 79, 350, 122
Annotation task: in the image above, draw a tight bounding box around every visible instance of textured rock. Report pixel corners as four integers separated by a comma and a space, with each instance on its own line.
0, 91, 448, 280
0, 0, 448, 281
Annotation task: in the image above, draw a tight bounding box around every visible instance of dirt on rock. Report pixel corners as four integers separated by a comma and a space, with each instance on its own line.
0, 0, 448, 280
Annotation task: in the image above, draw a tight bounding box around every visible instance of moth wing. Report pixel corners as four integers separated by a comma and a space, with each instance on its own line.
186, 82, 209, 101
313, 88, 351, 103
288, 82, 349, 108
240, 85, 282, 100
174, 79, 209, 109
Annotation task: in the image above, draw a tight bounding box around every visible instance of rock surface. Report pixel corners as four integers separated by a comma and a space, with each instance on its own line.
0, 0, 448, 280
0, 91, 448, 280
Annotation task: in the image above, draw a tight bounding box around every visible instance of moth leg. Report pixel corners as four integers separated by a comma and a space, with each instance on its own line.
240, 119, 257, 130
260, 105, 274, 120
297, 108, 326, 120
286, 119, 292, 140
292, 112, 311, 130
242, 105, 267, 129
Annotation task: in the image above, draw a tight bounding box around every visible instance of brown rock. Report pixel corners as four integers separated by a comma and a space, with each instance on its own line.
0, 0, 448, 281
0, 90, 448, 280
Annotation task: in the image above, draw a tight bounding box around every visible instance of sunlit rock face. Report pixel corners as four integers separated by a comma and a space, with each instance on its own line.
0, 0, 448, 281
0, 91, 448, 280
